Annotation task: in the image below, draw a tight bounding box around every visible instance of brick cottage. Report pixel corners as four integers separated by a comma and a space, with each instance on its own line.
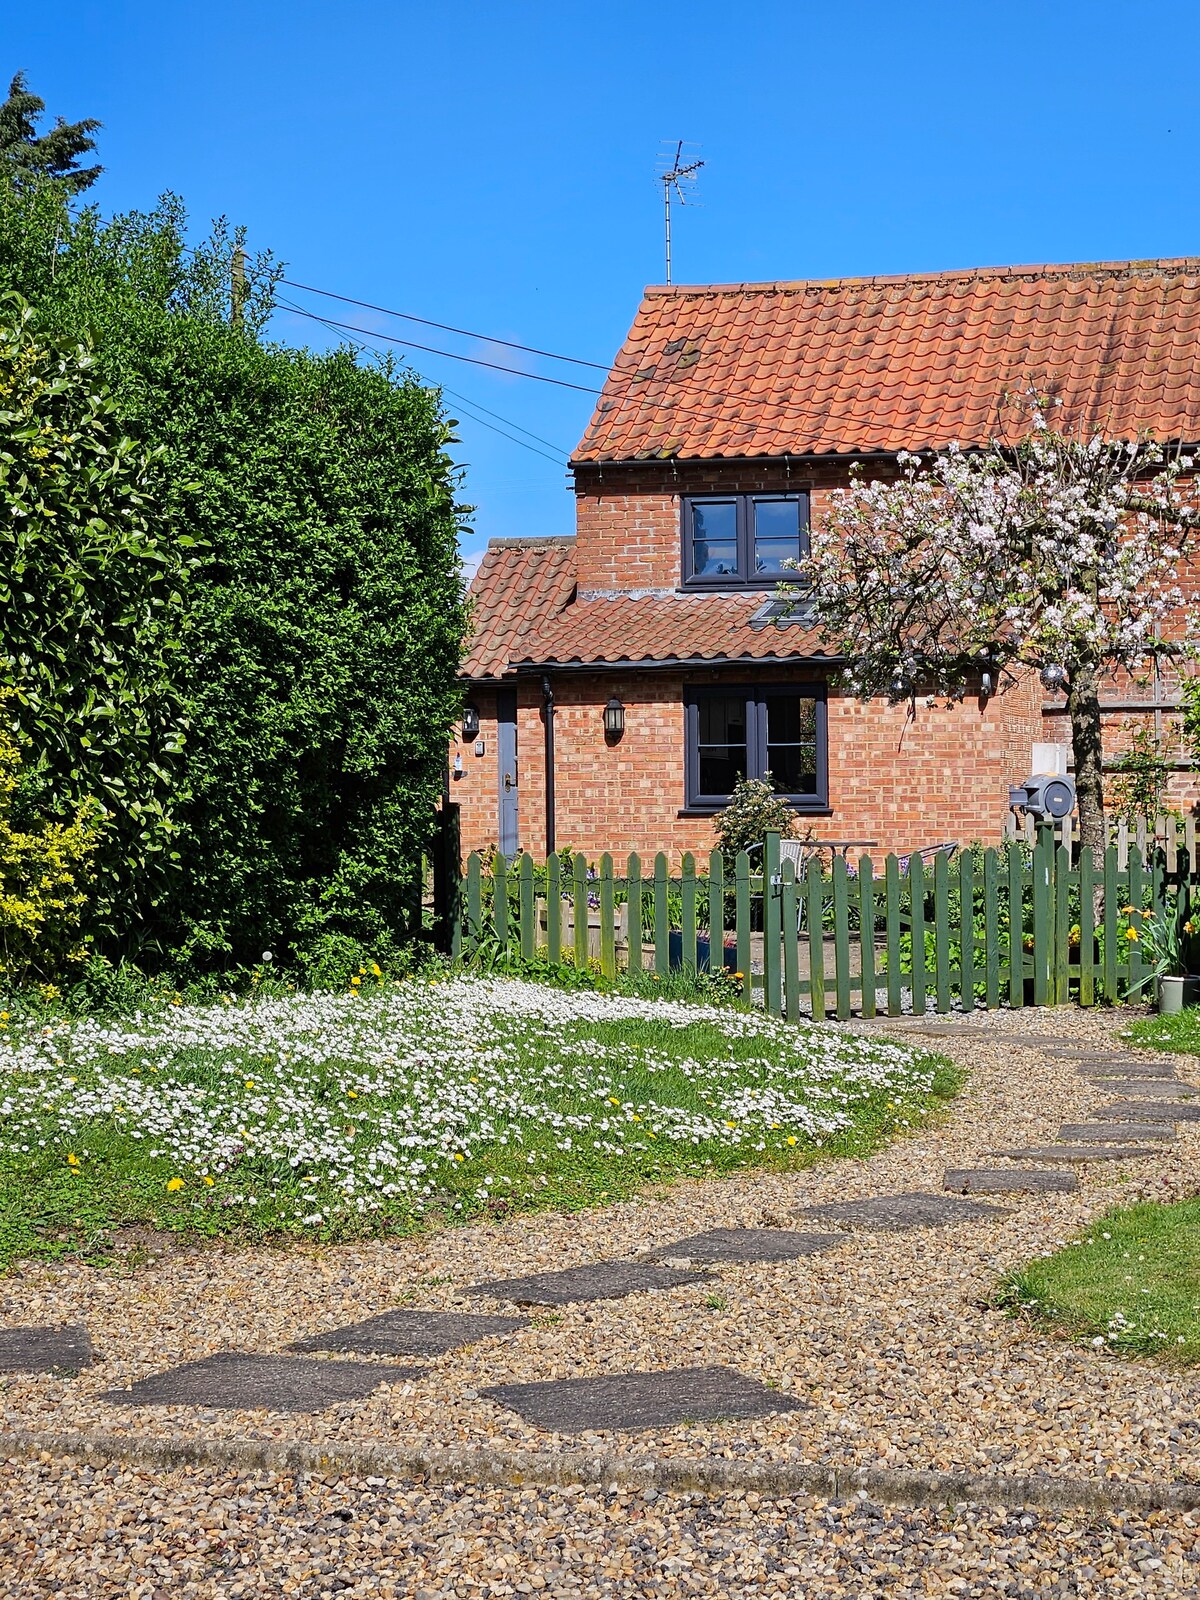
451, 258, 1200, 863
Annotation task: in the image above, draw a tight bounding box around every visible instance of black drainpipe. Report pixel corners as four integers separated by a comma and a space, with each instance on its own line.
541, 674, 556, 856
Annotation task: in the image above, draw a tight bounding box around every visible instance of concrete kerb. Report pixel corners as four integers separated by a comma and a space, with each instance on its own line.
4, 1425, 1200, 1516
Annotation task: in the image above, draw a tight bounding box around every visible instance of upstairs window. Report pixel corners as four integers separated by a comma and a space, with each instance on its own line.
682, 493, 810, 588
684, 685, 827, 809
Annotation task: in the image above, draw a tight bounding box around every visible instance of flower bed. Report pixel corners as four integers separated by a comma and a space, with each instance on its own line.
0, 977, 956, 1265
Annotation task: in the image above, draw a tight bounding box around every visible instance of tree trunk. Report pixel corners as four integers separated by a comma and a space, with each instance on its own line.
1067, 661, 1105, 855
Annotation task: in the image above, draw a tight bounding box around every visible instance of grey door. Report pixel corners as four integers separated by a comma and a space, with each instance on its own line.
497, 688, 519, 855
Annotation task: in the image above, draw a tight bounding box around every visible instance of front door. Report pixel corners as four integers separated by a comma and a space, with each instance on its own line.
497, 687, 519, 855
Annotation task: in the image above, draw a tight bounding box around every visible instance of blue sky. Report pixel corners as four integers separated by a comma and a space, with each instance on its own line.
7, 2, 1200, 569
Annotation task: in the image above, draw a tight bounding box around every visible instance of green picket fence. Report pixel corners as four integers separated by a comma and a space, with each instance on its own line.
458, 830, 1174, 1020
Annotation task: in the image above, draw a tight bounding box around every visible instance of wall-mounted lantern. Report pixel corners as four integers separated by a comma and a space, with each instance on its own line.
603, 696, 625, 742
461, 703, 481, 739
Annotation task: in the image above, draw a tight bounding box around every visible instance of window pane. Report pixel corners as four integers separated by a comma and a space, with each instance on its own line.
695, 694, 748, 798
753, 500, 803, 574
765, 696, 818, 794
691, 502, 738, 577
700, 748, 746, 796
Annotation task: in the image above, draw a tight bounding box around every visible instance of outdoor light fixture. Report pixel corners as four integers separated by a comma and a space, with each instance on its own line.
603, 696, 625, 741
1039, 663, 1069, 692
461, 703, 481, 739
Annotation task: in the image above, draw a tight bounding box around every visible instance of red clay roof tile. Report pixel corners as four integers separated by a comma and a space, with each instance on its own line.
573, 259, 1200, 462
461, 537, 577, 679
513, 593, 828, 668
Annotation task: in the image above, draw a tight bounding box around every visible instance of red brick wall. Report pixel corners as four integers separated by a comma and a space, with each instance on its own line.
572, 460, 854, 592
453, 667, 1047, 863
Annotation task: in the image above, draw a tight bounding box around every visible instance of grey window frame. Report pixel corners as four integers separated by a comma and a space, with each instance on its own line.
681, 491, 811, 589
683, 683, 828, 811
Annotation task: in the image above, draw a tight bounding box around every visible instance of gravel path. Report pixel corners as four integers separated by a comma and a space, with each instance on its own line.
1, 1456, 1198, 1598
3, 1005, 1200, 1592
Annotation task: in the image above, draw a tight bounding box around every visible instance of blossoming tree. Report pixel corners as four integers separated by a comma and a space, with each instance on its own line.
792, 400, 1200, 851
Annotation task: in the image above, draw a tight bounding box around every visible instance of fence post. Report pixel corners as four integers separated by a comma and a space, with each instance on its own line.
806, 859, 826, 1021
627, 853, 643, 973
908, 854, 928, 1016
1054, 842, 1071, 1004
681, 852, 698, 971
858, 855, 877, 1020
1127, 844, 1146, 999
599, 852, 615, 977
1103, 844, 1119, 1002
735, 849, 752, 1005
981, 848, 999, 1010
1007, 844, 1024, 1009
1031, 827, 1052, 1006
884, 854, 902, 1016
782, 859, 800, 1021
493, 851, 510, 949
1078, 845, 1095, 1007
547, 853, 562, 964
958, 849, 976, 1011
573, 853, 588, 968
932, 850, 951, 1014
519, 853, 535, 960
832, 856, 852, 1021
654, 852, 670, 976
763, 830, 782, 1017
708, 851, 725, 973
466, 851, 482, 955
431, 803, 462, 957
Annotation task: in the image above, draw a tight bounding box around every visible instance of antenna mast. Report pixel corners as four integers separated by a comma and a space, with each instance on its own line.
658, 140, 704, 285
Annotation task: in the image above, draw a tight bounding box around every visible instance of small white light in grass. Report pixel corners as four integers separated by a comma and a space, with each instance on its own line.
262, 951, 273, 963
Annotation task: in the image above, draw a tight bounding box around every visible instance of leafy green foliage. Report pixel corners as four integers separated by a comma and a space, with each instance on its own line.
0, 689, 99, 983
1109, 729, 1181, 826
712, 776, 803, 875
0, 294, 189, 941
0, 71, 101, 194
0, 178, 469, 971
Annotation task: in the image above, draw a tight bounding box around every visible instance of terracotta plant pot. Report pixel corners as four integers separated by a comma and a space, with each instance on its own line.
1158, 975, 1200, 1015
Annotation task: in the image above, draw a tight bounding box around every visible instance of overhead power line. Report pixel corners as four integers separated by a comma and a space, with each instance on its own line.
277, 277, 610, 371
274, 294, 569, 466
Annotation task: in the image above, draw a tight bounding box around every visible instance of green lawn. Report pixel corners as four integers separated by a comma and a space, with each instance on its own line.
0, 975, 959, 1270
1002, 1199, 1200, 1362
1127, 1008, 1200, 1056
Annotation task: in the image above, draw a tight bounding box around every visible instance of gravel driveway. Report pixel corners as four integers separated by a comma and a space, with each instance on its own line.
2, 1004, 1199, 1593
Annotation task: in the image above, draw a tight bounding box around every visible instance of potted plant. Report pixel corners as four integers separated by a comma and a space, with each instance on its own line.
1126, 890, 1200, 1013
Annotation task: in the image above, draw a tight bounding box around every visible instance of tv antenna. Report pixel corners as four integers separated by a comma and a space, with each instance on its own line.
657, 140, 704, 285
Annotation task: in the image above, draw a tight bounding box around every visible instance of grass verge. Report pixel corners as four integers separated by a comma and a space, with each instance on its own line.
1127, 1009, 1200, 1056
1000, 1198, 1200, 1363
0, 975, 959, 1269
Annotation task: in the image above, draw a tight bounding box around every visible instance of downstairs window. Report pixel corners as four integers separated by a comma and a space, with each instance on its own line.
684, 685, 827, 810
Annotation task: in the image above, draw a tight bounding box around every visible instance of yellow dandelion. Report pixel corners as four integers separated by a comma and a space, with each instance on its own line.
347, 1089, 358, 1099
202, 1175, 215, 1186
350, 975, 362, 987
1125, 926, 1140, 942
66, 1152, 80, 1167
166, 1177, 185, 1192
244, 1079, 254, 1089
371, 962, 382, 977
453, 1152, 465, 1162
786, 1136, 798, 1146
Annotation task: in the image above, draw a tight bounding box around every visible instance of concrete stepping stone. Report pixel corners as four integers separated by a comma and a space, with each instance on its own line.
943, 1168, 1078, 1195
1100, 1099, 1200, 1122
468, 1260, 711, 1306
1079, 1062, 1179, 1079
647, 1228, 836, 1264
792, 1192, 1009, 1231
1085, 1080, 1197, 1099
0, 1324, 93, 1375
1060, 1122, 1176, 1143
291, 1309, 528, 1357
101, 1352, 423, 1413
990, 1145, 1157, 1163
483, 1366, 805, 1433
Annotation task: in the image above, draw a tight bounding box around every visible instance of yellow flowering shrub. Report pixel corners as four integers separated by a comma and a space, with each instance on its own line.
0, 694, 99, 981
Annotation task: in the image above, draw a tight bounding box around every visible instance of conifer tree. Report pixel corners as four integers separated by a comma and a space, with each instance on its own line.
0, 71, 101, 193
